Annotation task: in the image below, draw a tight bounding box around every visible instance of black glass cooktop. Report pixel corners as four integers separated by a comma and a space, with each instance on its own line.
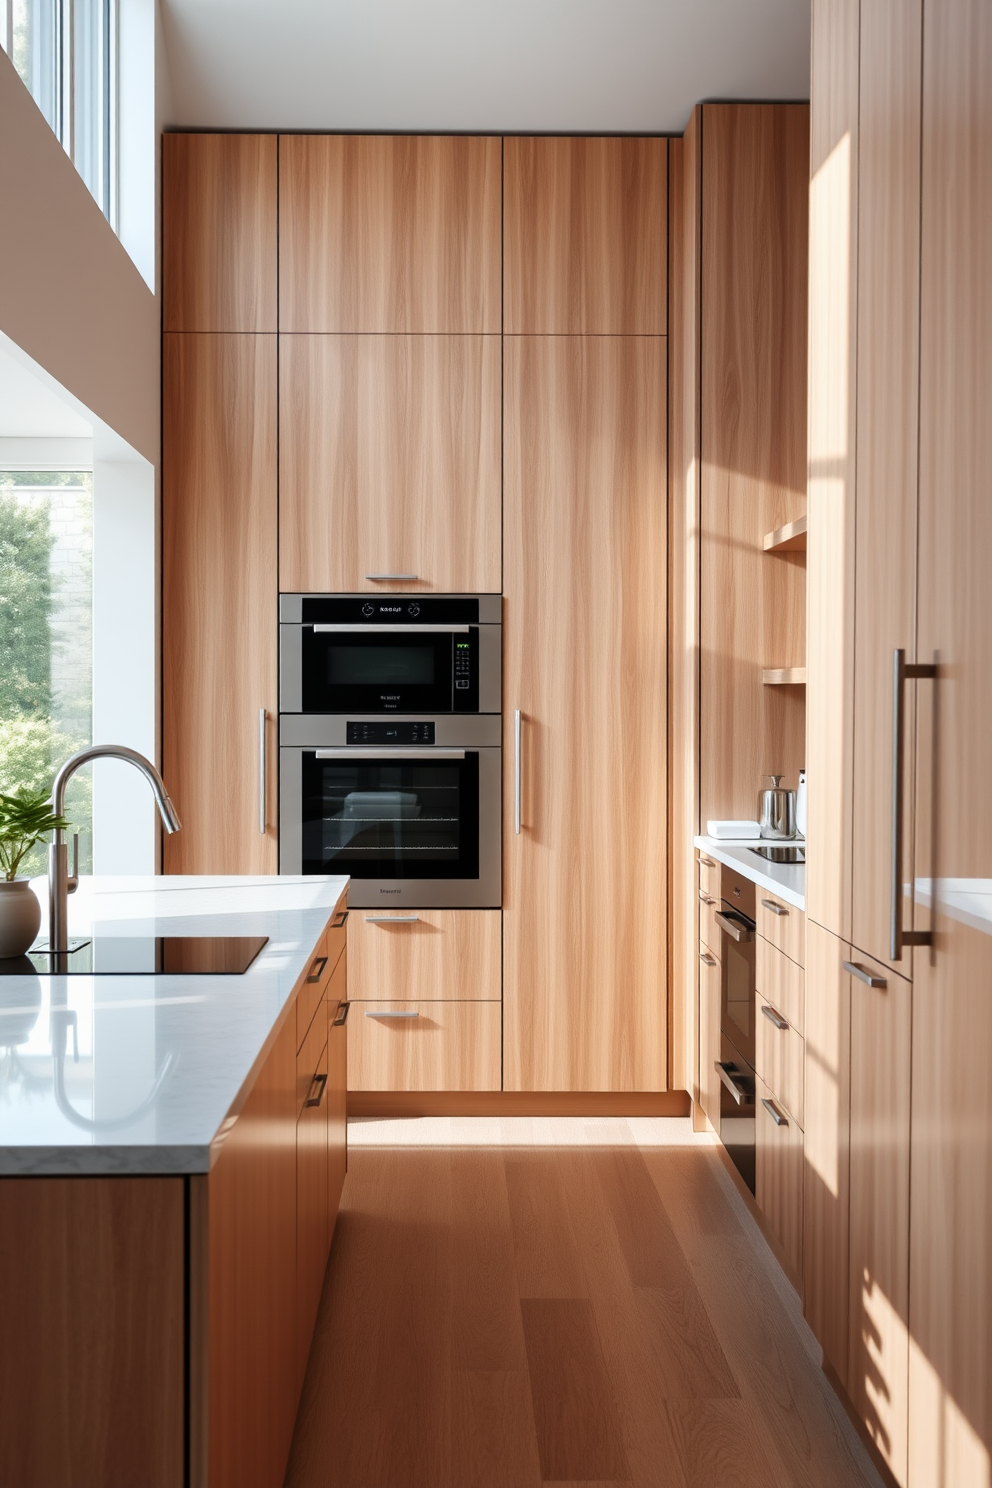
749, 844, 806, 864
2, 935, 268, 976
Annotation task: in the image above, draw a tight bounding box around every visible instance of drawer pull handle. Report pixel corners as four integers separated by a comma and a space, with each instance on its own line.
306, 956, 328, 983
699, 951, 717, 967
331, 909, 349, 928
761, 1097, 789, 1127
715, 1061, 753, 1107
699, 854, 717, 867
843, 959, 888, 989
365, 915, 421, 924
715, 911, 753, 944
365, 573, 419, 582
331, 1000, 350, 1027
760, 1004, 789, 1031
306, 1072, 328, 1108
761, 898, 789, 916
698, 891, 716, 905
366, 1010, 419, 1019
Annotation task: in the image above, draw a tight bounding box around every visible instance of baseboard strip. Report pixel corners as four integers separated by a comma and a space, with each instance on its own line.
348, 1090, 691, 1118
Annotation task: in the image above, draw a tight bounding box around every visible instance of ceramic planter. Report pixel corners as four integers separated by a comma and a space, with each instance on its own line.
0, 880, 42, 959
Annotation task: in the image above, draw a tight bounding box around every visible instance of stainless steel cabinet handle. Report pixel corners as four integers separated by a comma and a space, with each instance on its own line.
761, 1097, 789, 1127
698, 890, 716, 905
714, 911, 754, 943
365, 915, 421, 924
699, 854, 717, 867
331, 1001, 350, 1027
306, 955, 328, 983
715, 1061, 753, 1107
843, 959, 888, 989
760, 1003, 789, 1030
514, 709, 523, 835
891, 648, 936, 960
312, 623, 469, 634
258, 708, 267, 835
365, 1009, 419, 1019
760, 898, 788, 916
314, 749, 466, 760
699, 951, 717, 967
366, 573, 419, 582
305, 1072, 328, 1107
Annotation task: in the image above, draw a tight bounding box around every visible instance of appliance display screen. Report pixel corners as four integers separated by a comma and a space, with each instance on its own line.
327, 645, 435, 687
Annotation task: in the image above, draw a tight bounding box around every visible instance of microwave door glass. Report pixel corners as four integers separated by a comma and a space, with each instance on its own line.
327, 643, 436, 687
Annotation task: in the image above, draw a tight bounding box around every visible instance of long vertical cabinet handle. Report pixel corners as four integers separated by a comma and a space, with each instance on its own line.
514, 709, 523, 835
891, 649, 936, 959
258, 707, 267, 836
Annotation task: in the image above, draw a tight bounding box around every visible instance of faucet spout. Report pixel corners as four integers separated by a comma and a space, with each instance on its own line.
48, 745, 182, 954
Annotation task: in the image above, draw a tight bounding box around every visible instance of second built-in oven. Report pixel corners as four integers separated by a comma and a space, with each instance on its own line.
712, 870, 757, 1191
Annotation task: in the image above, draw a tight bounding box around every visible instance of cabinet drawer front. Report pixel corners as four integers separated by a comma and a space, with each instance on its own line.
756, 893, 805, 967
697, 851, 721, 903
755, 936, 805, 1035
349, 1002, 501, 1091
349, 910, 501, 1002
698, 894, 723, 959
297, 991, 328, 1112
297, 933, 333, 1052
755, 992, 805, 1127
755, 1074, 804, 1280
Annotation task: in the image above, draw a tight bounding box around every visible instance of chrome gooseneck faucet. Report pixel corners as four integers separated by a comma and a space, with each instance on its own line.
48, 745, 182, 954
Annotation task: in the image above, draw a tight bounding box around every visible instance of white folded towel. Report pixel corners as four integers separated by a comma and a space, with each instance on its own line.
707, 820, 761, 840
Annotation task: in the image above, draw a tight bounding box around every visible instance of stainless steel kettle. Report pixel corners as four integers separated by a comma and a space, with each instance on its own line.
758, 775, 797, 840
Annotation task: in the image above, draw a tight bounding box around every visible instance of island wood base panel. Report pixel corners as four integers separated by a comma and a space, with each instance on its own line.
348, 1089, 691, 1118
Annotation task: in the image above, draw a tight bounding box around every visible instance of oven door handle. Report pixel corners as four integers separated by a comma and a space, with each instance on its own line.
715, 1061, 754, 1107
311, 624, 471, 634
314, 749, 467, 759
713, 911, 754, 944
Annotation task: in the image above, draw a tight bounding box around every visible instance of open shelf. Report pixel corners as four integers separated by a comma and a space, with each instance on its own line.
763, 515, 807, 553
762, 667, 807, 686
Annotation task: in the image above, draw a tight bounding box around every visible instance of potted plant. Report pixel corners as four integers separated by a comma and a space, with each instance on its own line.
0, 788, 69, 958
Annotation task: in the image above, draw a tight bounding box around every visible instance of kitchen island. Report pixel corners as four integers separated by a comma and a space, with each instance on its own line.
0, 874, 348, 1488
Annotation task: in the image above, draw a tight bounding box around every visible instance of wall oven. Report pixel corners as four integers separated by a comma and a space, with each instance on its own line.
713, 870, 757, 1192
279, 593, 501, 716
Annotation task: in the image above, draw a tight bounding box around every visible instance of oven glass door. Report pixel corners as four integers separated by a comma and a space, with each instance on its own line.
720, 918, 755, 1067
302, 628, 477, 713
301, 751, 480, 879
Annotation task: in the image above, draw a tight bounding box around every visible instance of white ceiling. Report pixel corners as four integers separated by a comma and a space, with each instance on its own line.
159, 0, 810, 134
0, 342, 93, 438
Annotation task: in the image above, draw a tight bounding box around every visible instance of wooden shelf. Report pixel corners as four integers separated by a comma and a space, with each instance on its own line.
763, 667, 807, 686
763, 515, 807, 553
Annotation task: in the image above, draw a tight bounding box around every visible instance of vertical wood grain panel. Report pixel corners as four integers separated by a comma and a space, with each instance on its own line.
162, 134, 277, 333
805, 0, 860, 941
349, 1002, 502, 1093
803, 920, 851, 1386
503, 336, 668, 1092
699, 104, 809, 825
162, 334, 278, 874
909, 2, 992, 1482
279, 334, 501, 594
668, 119, 701, 1104
279, 135, 502, 333
347, 910, 502, 1003
755, 1076, 805, 1282
504, 136, 668, 334
0, 1177, 185, 1488
851, 0, 922, 973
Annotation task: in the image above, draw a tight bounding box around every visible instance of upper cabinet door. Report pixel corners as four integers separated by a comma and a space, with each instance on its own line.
162, 134, 277, 332
279, 135, 502, 332
279, 334, 501, 594
503, 136, 668, 333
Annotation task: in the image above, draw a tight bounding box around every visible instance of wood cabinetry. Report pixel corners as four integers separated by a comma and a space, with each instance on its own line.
756, 892, 805, 967
697, 940, 722, 1129
296, 1029, 329, 1380
502, 333, 668, 1092
755, 1074, 804, 1280
348, 1001, 501, 1092
279, 134, 501, 333
278, 332, 501, 594
162, 133, 277, 333
327, 953, 348, 1225
503, 136, 668, 333
162, 333, 278, 875
347, 910, 501, 1003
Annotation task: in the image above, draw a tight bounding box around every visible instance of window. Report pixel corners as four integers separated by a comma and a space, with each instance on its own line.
2, 0, 117, 225
0, 471, 94, 875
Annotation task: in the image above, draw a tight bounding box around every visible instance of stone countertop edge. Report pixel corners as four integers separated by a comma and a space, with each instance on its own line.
693, 836, 806, 912
0, 875, 348, 1178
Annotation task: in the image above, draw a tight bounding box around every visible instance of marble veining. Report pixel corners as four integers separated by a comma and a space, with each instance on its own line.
693, 835, 805, 910
0, 875, 347, 1176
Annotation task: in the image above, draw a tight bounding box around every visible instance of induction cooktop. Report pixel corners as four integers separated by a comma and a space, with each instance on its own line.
1, 935, 268, 976
749, 844, 805, 864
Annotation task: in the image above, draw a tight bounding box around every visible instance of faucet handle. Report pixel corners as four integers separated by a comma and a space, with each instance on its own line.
67, 833, 79, 894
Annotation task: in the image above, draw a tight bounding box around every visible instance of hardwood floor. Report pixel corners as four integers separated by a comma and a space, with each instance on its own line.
284, 1118, 885, 1488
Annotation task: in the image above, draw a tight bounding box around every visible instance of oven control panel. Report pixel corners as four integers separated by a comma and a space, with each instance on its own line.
346, 721, 436, 745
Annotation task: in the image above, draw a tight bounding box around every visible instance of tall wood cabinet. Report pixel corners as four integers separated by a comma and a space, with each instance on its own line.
805, 3, 992, 1482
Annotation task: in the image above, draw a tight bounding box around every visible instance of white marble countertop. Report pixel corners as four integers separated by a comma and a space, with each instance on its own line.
694, 836, 805, 911
0, 874, 348, 1177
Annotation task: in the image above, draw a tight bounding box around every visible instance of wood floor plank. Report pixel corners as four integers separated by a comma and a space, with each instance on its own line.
520, 1297, 632, 1483
504, 1153, 589, 1298
450, 1370, 543, 1488
664, 1398, 795, 1488
449, 1149, 528, 1372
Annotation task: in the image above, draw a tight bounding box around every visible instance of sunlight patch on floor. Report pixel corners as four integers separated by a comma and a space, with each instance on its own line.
347, 1114, 719, 1149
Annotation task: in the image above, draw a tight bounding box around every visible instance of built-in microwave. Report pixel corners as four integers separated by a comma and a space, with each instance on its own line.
279, 594, 501, 716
